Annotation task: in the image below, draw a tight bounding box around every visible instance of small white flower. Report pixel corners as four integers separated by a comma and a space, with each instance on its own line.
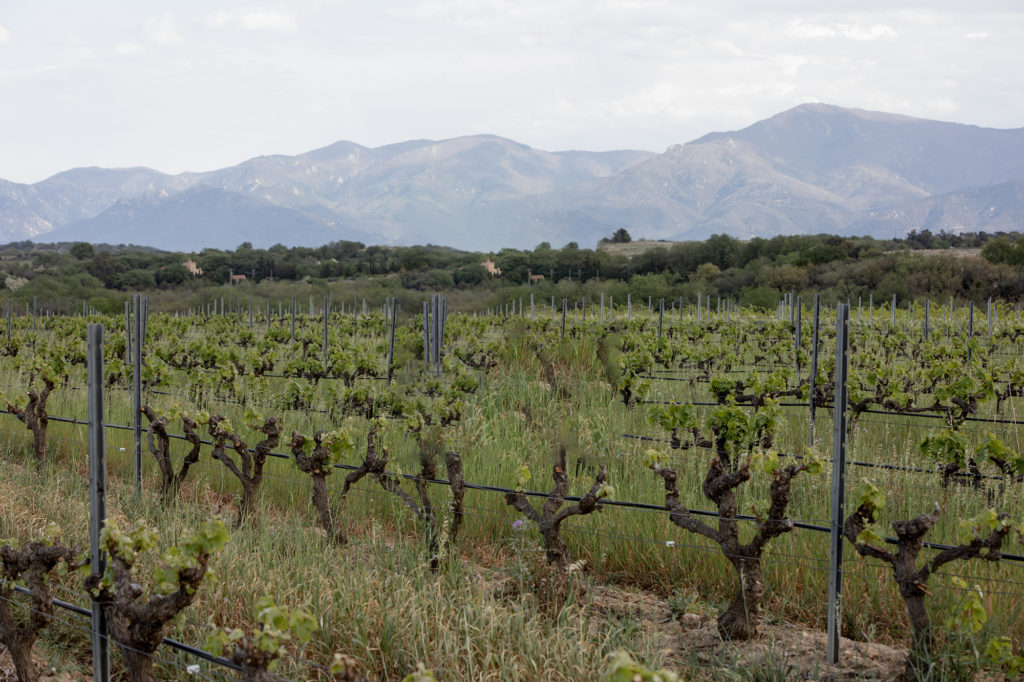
187, 664, 200, 675
665, 540, 675, 548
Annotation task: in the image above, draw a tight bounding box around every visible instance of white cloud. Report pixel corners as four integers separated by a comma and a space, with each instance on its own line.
787, 20, 836, 39
0, 23, 10, 44
717, 81, 797, 98
204, 11, 232, 28
0, 64, 62, 79
843, 24, 897, 40
205, 9, 298, 33
786, 19, 896, 41
145, 13, 182, 46
3, 1, 1024, 183
241, 11, 297, 31
774, 54, 811, 76
113, 42, 144, 56
926, 98, 959, 114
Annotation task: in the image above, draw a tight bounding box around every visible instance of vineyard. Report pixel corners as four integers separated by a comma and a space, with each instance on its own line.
1, 293, 1024, 680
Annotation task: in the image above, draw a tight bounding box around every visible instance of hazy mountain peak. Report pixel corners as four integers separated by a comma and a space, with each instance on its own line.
300, 140, 372, 163
39, 166, 169, 186
786, 102, 924, 123
688, 103, 1024, 194
1, 104, 1022, 250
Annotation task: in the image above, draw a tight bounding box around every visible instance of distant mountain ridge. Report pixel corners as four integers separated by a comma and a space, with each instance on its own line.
493, 104, 1024, 245
2, 104, 1023, 250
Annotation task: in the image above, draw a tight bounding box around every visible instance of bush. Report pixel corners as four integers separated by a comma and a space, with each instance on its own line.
113, 268, 157, 290
400, 269, 455, 290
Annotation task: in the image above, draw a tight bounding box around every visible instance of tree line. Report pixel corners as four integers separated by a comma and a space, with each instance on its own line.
1, 228, 1023, 313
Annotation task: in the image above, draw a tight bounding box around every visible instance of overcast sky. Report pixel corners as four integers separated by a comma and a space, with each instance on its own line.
1, 1, 1022, 183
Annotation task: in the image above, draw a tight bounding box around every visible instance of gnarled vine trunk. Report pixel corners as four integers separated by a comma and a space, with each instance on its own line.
0, 595, 41, 681
210, 416, 281, 525
445, 451, 465, 553
717, 557, 765, 640
0, 540, 79, 682
290, 431, 344, 545
5, 378, 54, 468
844, 502, 1012, 677
88, 550, 214, 682
226, 637, 289, 682
142, 406, 202, 499
652, 455, 807, 640
504, 447, 608, 573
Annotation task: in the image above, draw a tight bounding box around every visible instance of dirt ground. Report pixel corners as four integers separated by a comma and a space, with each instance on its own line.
590, 585, 908, 681
0, 650, 79, 681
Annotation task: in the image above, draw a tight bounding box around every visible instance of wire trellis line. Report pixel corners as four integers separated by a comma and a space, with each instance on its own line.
616, 432, 1009, 481
5, 586, 245, 676
3, 406, 1023, 562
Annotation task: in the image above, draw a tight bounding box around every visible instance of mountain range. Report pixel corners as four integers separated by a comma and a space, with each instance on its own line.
2, 103, 1023, 251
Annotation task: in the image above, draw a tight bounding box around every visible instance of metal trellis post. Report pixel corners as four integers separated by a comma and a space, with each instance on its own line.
827, 303, 849, 666
323, 296, 329, 366
87, 323, 110, 682
132, 294, 143, 495
795, 296, 802, 373
809, 293, 820, 444
423, 300, 430, 374
124, 301, 131, 364
561, 298, 567, 340
387, 299, 398, 387
657, 298, 664, 341
988, 297, 993, 339
968, 300, 975, 361
924, 299, 930, 341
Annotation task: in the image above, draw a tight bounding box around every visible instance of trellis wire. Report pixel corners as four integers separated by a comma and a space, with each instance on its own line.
1, 589, 243, 679
32, 412, 1024, 565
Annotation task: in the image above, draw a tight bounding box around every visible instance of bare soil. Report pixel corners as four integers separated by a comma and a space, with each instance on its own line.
0, 650, 80, 681
590, 585, 908, 680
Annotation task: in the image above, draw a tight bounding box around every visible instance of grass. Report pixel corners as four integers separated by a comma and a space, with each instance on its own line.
1, 308, 1023, 679
596, 240, 683, 259
0, 442, 677, 680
